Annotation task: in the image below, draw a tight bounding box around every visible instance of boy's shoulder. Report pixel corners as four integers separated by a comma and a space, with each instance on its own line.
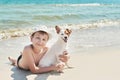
23, 44, 32, 51
22, 45, 33, 56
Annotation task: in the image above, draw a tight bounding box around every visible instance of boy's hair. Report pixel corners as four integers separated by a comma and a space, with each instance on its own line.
31, 30, 49, 40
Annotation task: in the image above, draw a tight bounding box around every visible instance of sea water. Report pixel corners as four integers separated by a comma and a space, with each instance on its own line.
0, 0, 120, 48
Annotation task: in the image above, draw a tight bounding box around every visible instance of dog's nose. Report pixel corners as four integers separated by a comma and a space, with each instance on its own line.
64, 37, 67, 39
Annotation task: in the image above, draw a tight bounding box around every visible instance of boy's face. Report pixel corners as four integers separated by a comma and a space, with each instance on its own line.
31, 32, 48, 48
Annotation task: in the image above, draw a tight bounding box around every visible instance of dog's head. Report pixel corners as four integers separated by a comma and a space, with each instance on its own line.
55, 26, 72, 43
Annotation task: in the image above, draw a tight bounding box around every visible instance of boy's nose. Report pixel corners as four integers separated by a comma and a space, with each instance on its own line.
38, 39, 42, 43
38, 41, 43, 45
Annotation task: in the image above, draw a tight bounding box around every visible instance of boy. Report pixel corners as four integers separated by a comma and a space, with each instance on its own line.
8, 30, 69, 74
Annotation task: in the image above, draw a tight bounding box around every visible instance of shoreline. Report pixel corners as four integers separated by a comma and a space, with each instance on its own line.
0, 20, 120, 40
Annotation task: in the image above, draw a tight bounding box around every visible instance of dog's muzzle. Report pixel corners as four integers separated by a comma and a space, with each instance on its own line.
63, 37, 68, 43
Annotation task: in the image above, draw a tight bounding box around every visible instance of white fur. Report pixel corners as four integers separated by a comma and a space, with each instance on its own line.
38, 37, 66, 67
38, 27, 69, 67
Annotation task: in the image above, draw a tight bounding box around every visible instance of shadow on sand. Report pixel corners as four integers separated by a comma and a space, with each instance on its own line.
11, 67, 61, 80
11, 67, 31, 80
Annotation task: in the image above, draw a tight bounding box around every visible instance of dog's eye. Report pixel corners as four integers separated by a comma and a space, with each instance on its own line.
61, 33, 64, 35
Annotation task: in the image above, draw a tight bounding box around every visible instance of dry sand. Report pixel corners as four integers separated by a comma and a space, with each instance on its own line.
0, 37, 120, 80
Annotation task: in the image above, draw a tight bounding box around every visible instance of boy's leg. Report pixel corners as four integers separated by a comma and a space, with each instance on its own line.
8, 57, 17, 66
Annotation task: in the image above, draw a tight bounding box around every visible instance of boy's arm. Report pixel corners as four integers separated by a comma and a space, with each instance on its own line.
23, 47, 59, 74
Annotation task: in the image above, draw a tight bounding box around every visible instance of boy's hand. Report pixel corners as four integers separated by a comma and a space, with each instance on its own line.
56, 63, 65, 72
42, 47, 48, 54
52, 63, 64, 71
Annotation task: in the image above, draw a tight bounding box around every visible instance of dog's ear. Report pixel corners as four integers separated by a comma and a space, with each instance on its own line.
55, 26, 61, 34
66, 29, 72, 34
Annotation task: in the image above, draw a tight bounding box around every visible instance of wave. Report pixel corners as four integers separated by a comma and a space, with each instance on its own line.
1, 3, 119, 7
0, 19, 119, 41
32, 14, 80, 21
54, 3, 101, 7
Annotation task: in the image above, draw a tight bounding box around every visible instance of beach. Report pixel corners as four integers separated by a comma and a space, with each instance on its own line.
0, 0, 120, 80
0, 29, 120, 80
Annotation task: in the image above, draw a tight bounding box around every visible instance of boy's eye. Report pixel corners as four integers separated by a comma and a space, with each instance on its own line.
43, 39, 46, 41
36, 37, 40, 39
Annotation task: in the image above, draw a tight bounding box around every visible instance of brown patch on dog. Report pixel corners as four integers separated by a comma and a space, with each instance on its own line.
64, 29, 72, 36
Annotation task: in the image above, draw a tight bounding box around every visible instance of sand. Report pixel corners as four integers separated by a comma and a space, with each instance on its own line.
0, 36, 120, 80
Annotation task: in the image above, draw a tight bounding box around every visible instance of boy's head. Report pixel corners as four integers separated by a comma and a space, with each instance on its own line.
30, 30, 50, 49
31, 30, 49, 41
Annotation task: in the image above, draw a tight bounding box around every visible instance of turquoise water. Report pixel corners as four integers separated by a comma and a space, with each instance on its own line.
0, 0, 120, 4
0, 0, 120, 30
0, 4, 120, 29
0, 0, 120, 47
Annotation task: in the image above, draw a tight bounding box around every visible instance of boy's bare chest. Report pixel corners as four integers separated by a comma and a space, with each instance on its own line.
32, 53, 43, 65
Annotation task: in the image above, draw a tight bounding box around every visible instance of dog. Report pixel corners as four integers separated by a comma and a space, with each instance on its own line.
38, 25, 72, 72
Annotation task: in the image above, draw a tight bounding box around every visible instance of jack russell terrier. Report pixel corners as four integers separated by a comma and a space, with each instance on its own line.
38, 26, 72, 72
